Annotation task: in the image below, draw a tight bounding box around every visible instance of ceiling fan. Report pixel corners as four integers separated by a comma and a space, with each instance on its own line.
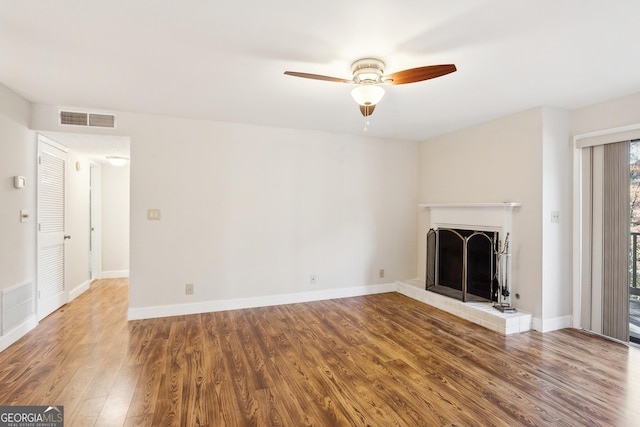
284, 58, 457, 118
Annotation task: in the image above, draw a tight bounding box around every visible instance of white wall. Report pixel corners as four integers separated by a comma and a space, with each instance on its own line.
418, 108, 544, 319
0, 83, 37, 350
127, 117, 419, 312
66, 152, 91, 295
541, 107, 573, 329
31, 104, 419, 317
572, 92, 640, 136
101, 163, 130, 276
0, 86, 34, 287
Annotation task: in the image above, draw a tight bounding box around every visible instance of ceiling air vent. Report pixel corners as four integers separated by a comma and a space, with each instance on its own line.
59, 111, 116, 128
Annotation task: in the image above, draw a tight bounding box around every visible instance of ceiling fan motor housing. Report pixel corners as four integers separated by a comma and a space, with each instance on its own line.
352, 58, 385, 84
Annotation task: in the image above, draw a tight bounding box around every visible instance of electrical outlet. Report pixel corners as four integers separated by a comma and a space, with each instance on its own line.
551, 210, 560, 223
310, 275, 316, 284
379, 269, 385, 279
185, 283, 194, 295
147, 209, 161, 220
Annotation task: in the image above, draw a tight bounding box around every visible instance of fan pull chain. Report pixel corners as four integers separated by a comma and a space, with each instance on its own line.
363, 117, 370, 132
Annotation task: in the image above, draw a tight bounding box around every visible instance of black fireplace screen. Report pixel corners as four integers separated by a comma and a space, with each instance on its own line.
426, 228, 498, 302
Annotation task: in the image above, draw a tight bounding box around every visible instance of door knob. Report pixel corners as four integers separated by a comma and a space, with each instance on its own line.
64, 235, 71, 240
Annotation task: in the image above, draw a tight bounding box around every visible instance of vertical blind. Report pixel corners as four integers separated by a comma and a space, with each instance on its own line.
602, 141, 630, 341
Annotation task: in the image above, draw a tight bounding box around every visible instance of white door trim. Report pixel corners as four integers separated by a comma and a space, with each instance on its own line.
90, 162, 102, 280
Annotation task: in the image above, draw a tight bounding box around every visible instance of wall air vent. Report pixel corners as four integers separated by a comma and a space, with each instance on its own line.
60, 111, 116, 128
89, 113, 116, 128
60, 111, 88, 126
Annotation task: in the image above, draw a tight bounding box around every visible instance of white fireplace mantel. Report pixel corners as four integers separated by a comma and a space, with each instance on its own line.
408, 202, 530, 335
419, 202, 521, 234
418, 202, 521, 209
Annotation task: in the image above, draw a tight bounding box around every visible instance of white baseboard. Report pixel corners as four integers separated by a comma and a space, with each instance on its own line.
68, 280, 91, 302
128, 283, 396, 321
532, 314, 573, 333
0, 315, 37, 353
102, 270, 129, 279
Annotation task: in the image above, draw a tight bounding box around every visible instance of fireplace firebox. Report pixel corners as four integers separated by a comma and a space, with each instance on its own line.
426, 228, 499, 303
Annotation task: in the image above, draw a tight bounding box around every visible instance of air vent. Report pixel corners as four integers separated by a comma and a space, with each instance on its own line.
60, 111, 116, 128
60, 111, 88, 126
89, 113, 116, 128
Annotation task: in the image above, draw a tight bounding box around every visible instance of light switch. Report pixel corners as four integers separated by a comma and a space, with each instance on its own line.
147, 209, 161, 220
20, 209, 29, 223
551, 210, 560, 223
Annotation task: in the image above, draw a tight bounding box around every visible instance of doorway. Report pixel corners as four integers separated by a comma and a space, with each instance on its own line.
36, 131, 130, 315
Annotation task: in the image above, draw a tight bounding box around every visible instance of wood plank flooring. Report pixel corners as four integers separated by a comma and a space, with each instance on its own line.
1, 278, 639, 426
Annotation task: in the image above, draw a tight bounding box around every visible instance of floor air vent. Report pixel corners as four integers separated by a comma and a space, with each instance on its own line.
60, 111, 116, 128
2, 282, 34, 334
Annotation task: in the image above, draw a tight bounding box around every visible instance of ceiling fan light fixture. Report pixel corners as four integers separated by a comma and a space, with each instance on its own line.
106, 156, 129, 166
351, 84, 385, 107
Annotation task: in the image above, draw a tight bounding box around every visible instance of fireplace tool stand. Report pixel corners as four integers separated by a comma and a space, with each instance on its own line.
493, 232, 516, 313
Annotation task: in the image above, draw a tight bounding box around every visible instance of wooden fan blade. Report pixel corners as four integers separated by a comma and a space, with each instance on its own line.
284, 71, 352, 83
386, 64, 457, 85
359, 104, 376, 117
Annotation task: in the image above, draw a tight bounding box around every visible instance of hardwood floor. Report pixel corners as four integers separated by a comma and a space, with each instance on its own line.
1, 279, 639, 426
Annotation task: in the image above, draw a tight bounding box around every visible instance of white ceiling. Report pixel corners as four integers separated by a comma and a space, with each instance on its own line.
2, 0, 640, 145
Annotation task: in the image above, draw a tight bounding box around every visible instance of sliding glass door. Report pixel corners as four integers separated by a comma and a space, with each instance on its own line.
580, 141, 631, 343
629, 140, 640, 344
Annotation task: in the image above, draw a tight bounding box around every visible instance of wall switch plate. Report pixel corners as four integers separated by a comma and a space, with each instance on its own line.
185, 283, 194, 295
551, 211, 560, 223
20, 209, 29, 223
379, 269, 385, 278
310, 275, 316, 284
147, 209, 161, 220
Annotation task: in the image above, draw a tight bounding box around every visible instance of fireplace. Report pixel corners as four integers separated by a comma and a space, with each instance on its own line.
419, 203, 520, 310
426, 228, 498, 302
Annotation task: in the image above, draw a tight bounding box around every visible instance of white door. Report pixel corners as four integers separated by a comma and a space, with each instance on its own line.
37, 136, 69, 320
